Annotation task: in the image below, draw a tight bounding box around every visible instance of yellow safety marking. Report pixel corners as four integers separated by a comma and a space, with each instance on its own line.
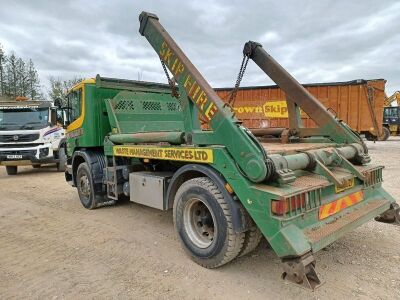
319, 190, 364, 220
335, 178, 355, 193
113, 145, 213, 163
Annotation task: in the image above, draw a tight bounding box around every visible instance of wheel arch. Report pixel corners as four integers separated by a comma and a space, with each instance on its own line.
71, 149, 106, 192
166, 164, 248, 233
58, 137, 67, 149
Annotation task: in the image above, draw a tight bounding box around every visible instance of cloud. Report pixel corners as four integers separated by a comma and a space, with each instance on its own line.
259, 32, 280, 44
0, 0, 399, 95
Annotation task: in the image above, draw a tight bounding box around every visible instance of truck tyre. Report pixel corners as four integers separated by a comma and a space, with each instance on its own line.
238, 225, 263, 257
76, 163, 97, 209
57, 148, 67, 172
382, 127, 390, 141
6, 166, 17, 175
365, 132, 376, 141
173, 177, 245, 268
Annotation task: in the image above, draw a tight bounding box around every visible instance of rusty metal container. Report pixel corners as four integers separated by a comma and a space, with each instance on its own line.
215, 79, 386, 137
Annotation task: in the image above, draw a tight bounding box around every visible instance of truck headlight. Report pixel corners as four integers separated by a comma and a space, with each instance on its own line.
39, 148, 49, 158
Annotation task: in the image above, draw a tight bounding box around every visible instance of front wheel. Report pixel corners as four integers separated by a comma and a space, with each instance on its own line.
173, 177, 245, 268
57, 148, 67, 172
76, 163, 97, 209
6, 166, 17, 175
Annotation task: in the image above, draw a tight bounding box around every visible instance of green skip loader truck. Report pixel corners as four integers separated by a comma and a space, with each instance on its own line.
63, 12, 399, 289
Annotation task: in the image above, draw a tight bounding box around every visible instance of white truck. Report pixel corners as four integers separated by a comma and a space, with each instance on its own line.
0, 99, 66, 175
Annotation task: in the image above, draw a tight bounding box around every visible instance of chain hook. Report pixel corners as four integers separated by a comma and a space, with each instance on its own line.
228, 53, 250, 107
160, 58, 180, 98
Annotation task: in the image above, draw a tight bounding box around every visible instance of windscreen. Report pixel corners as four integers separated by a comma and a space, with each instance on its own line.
385, 107, 399, 117
0, 107, 49, 130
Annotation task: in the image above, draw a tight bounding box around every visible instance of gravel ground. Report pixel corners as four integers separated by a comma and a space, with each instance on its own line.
0, 138, 399, 299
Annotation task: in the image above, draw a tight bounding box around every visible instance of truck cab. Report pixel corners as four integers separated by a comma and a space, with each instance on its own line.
0, 99, 66, 175
383, 106, 400, 136
63, 78, 116, 158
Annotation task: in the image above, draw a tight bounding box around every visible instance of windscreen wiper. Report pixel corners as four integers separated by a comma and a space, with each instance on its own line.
0, 122, 17, 130
20, 121, 43, 129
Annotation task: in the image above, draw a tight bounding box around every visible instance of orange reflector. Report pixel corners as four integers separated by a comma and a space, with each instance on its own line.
319, 190, 364, 220
225, 183, 234, 194
271, 194, 307, 216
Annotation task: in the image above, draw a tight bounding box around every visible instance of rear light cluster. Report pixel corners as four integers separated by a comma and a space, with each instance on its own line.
363, 167, 383, 187
271, 193, 308, 216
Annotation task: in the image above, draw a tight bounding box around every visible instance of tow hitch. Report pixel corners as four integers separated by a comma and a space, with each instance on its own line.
281, 254, 322, 290
375, 203, 400, 225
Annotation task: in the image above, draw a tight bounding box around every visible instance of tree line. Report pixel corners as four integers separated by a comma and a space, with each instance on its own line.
48, 76, 83, 105
0, 42, 82, 103
0, 43, 42, 100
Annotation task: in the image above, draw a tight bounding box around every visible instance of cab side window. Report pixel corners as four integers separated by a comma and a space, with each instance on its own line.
56, 109, 64, 125
68, 89, 82, 124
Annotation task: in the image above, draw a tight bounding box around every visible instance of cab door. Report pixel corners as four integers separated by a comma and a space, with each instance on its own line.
66, 87, 83, 155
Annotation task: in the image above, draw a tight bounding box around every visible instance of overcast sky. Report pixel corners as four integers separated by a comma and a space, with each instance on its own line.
0, 0, 399, 95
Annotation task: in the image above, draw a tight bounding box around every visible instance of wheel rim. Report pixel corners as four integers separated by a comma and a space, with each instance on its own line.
183, 197, 216, 249
79, 173, 91, 198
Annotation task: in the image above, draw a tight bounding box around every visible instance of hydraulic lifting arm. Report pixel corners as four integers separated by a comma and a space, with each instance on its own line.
384, 91, 400, 107
139, 12, 272, 183
242, 42, 366, 146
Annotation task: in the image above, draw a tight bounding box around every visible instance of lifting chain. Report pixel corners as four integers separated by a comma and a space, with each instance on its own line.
160, 58, 179, 98
228, 53, 250, 107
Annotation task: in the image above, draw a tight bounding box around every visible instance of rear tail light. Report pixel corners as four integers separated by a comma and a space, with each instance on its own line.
363, 167, 383, 187
271, 193, 308, 216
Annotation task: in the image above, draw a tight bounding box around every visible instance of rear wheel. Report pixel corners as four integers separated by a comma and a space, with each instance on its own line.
365, 132, 376, 141
382, 127, 390, 141
173, 177, 245, 268
239, 225, 263, 257
76, 163, 97, 209
6, 166, 17, 175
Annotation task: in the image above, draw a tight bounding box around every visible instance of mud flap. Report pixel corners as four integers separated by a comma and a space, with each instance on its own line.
281, 253, 322, 290
375, 203, 400, 226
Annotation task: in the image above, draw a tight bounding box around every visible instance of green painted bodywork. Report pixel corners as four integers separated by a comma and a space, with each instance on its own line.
65, 13, 398, 262
67, 81, 396, 259
91, 74, 394, 259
